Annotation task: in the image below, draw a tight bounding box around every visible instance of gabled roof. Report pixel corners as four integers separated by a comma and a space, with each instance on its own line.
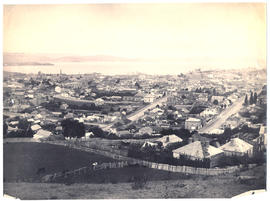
220, 138, 253, 153
173, 141, 204, 159
156, 134, 183, 147
34, 129, 52, 139
172, 141, 223, 159
186, 117, 201, 122
31, 124, 41, 131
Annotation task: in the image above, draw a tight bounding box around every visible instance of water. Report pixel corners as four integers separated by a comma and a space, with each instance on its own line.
4, 61, 215, 75
3, 61, 259, 75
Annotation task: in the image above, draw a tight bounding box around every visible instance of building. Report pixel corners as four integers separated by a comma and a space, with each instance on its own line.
200, 108, 218, 117
94, 98, 105, 106
259, 125, 267, 146
172, 140, 224, 167
185, 117, 202, 131
31, 124, 42, 132
144, 94, 155, 103
155, 134, 183, 147
252, 125, 267, 151
220, 138, 253, 157
33, 129, 52, 140
211, 95, 225, 104
139, 127, 153, 135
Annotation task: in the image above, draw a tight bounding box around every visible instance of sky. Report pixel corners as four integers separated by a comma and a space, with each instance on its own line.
3, 3, 267, 73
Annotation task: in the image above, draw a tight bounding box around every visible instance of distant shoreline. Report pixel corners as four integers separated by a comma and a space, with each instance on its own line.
4, 62, 54, 66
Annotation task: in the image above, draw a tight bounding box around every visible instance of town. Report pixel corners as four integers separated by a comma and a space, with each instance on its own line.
3, 67, 267, 198
3, 67, 266, 161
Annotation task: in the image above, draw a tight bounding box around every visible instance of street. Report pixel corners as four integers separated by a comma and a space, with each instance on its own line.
127, 96, 168, 121
198, 96, 245, 133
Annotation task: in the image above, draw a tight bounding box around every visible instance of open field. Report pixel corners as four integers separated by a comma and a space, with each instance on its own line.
4, 164, 266, 199
3, 142, 266, 199
3, 142, 117, 182
52, 166, 196, 184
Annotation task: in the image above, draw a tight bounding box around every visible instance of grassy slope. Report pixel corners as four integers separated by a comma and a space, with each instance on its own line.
3, 142, 266, 199
4, 165, 266, 199
4, 142, 116, 182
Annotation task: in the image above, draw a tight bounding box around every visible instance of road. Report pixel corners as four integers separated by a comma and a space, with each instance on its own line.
127, 96, 168, 121
198, 96, 245, 134
102, 96, 168, 130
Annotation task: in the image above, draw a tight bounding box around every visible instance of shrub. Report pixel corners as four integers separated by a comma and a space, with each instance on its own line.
131, 175, 148, 190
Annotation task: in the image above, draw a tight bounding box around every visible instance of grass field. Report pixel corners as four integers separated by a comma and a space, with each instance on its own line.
4, 164, 266, 199
53, 166, 195, 184
3, 142, 117, 182
3, 142, 266, 199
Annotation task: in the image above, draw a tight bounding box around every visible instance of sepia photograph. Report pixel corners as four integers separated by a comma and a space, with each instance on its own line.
2, 0, 267, 199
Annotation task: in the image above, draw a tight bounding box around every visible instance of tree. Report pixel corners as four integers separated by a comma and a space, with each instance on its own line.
135, 82, 142, 89
254, 92, 258, 104
3, 122, 8, 136
213, 88, 217, 95
249, 92, 254, 105
88, 126, 105, 138
244, 94, 248, 105
213, 100, 219, 105
17, 119, 34, 137
61, 119, 85, 138
218, 128, 232, 145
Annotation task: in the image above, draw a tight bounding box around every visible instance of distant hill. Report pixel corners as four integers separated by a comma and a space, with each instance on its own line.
3, 53, 143, 66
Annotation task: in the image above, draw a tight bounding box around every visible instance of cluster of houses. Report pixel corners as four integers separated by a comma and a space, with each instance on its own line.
3, 69, 267, 168
141, 123, 266, 167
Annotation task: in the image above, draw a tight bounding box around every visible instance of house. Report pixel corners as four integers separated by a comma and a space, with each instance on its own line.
172, 140, 224, 167
60, 103, 69, 110
185, 117, 202, 131
155, 134, 183, 147
220, 138, 253, 157
197, 93, 209, 102
31, 124, 42, 132
142, 141, 159, 148
95, 98, 105, 106
51, 112, 62, 117
116, 130, 133, 138
111, 96, 122, 101
8, 126, 18, 132
144, 94, 155, 103
80, 132, 95, 141
35, 114, 43, 120
207, 128, 224, 135
200, 108, 218, 117
33, 129, 52, 140
55, 86, 61, 93
9, 121, 19, 126
253, 125, 267, 151
139, 127, 153, 135
55, 126, 63, 134
27, 118, 35, 123
64, 113, 74, 119
259, 125, 267, 146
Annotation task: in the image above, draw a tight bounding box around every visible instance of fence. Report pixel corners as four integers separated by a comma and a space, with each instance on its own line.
42, 159, 256, 183
40, 140, 256, 181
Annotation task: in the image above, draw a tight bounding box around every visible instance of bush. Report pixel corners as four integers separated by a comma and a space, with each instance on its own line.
61, 119, 85, 138
216, 152, 265, 168
131, 175, 148, 190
